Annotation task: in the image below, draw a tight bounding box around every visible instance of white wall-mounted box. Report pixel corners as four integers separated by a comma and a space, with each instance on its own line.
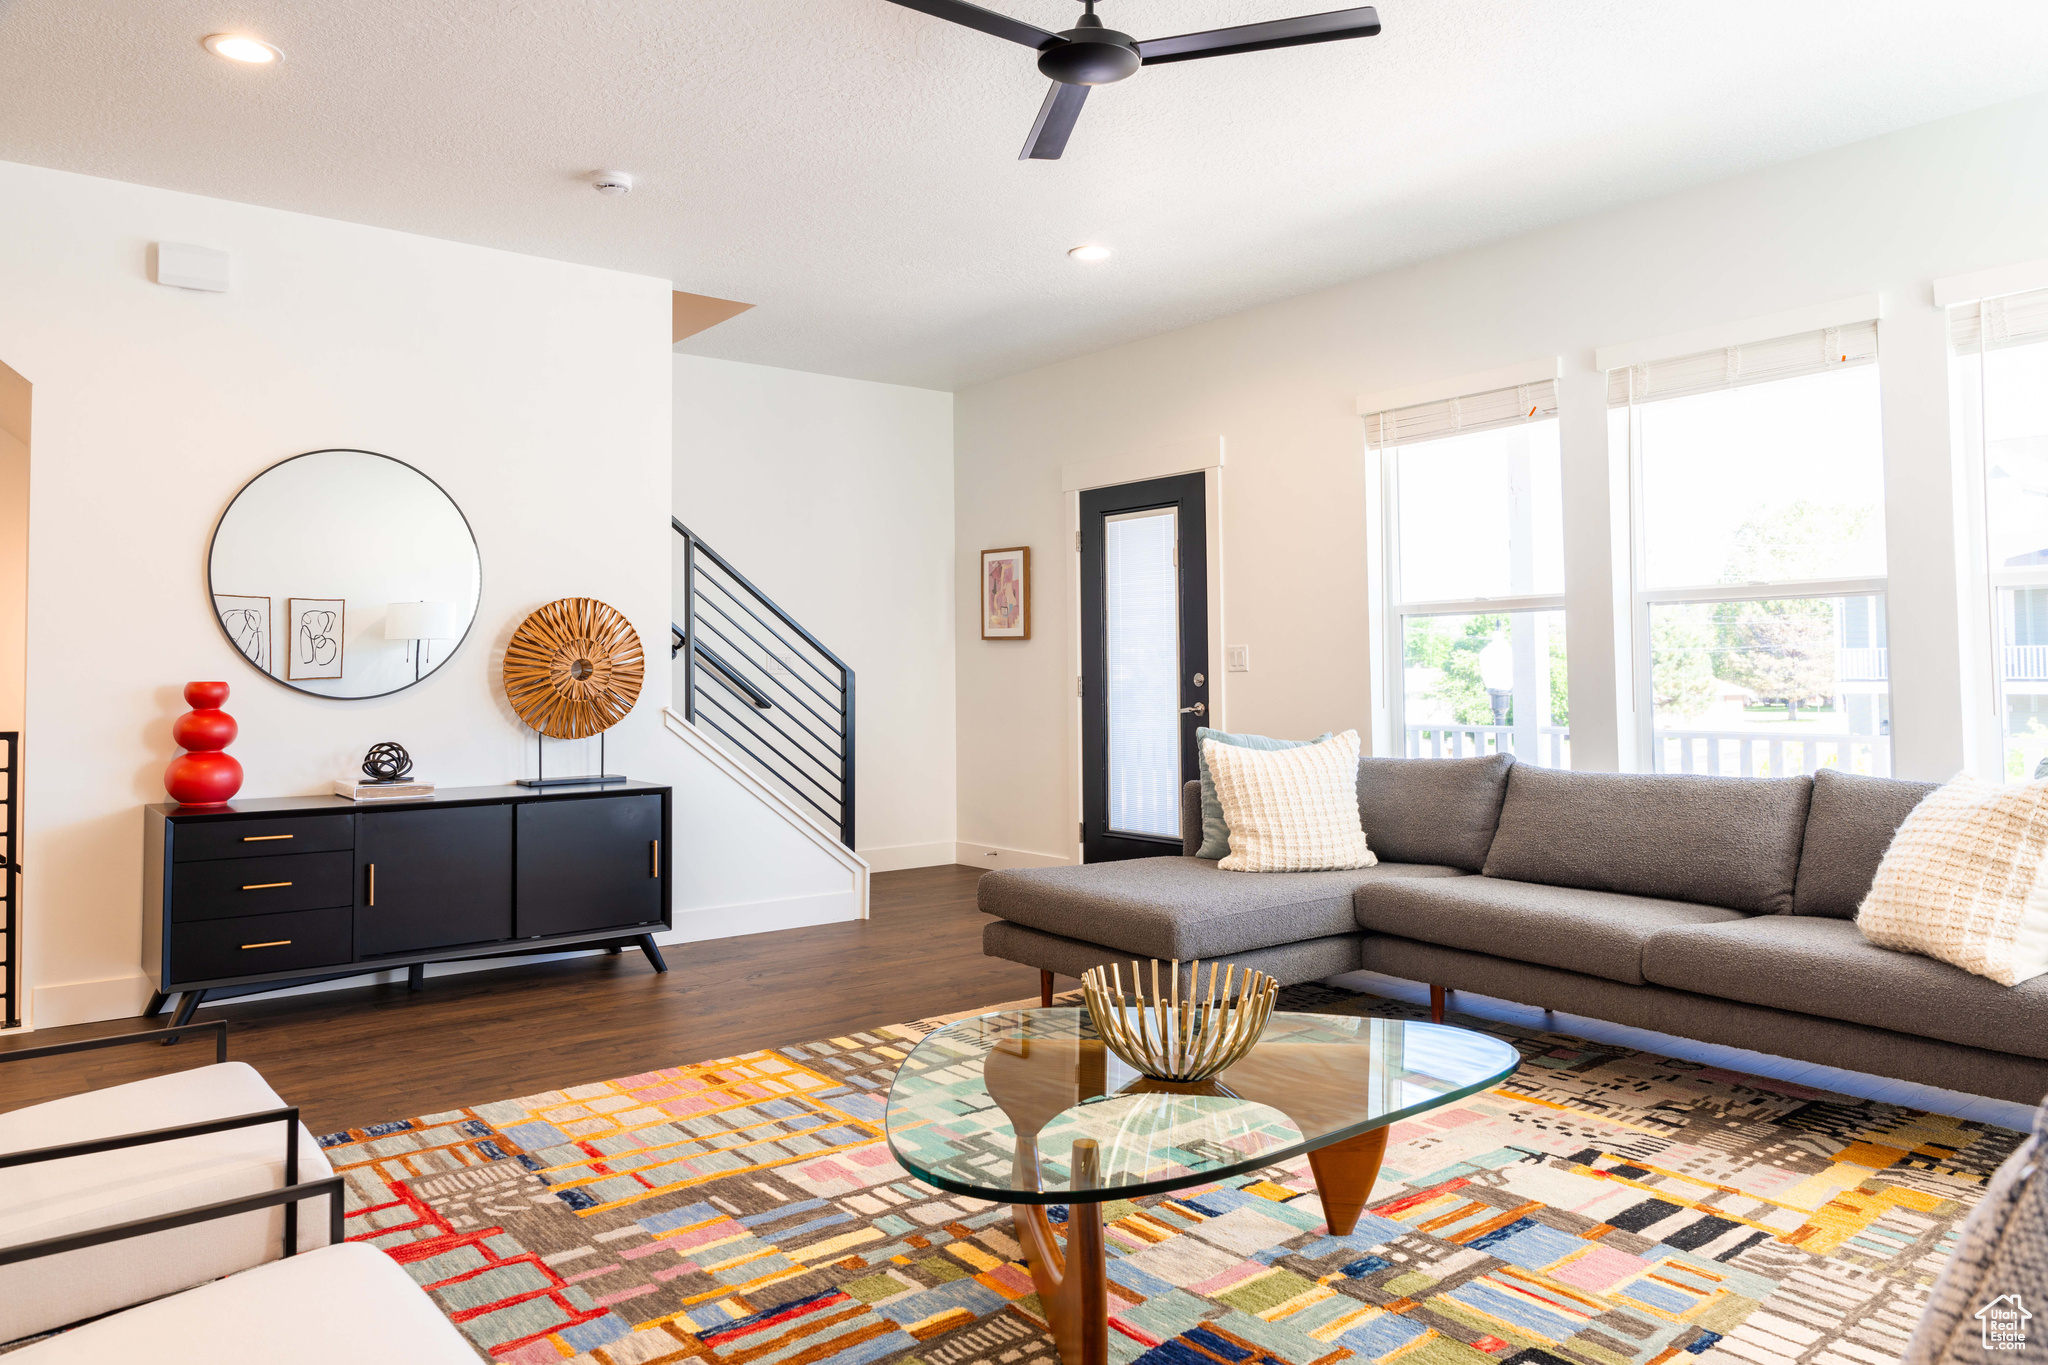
152, 242, 230, 292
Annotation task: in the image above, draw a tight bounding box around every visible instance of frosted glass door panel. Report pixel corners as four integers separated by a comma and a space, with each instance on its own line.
1105, 508, 1181, 837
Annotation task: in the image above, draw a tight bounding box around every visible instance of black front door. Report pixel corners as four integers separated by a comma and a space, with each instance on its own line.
1080, 473, 1209, 863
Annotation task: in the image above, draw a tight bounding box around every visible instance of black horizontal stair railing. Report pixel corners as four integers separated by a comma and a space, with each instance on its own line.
673, 519, 855, 848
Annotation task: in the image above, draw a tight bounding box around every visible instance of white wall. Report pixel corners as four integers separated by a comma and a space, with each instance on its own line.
673, 356, 957, 869
0, 160, 674, 1027
954, 91, 2048, 863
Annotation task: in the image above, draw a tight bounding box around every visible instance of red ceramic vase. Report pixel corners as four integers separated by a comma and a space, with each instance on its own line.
166, 680, 243, 806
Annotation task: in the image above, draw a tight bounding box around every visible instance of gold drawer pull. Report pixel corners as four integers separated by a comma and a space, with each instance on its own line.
243, 834, 294, 842
242, 881, 293, 890
241, 939, 292, 949
651, 839, 659, 878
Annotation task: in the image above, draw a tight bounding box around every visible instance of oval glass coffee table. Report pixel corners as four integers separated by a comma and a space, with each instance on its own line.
884, 1008, 1518, 1365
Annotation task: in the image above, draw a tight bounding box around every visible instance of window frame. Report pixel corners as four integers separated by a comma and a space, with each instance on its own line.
1379, 420, 1570, 766
1948, 288, 2048, 780
1616, 372, 1892, 776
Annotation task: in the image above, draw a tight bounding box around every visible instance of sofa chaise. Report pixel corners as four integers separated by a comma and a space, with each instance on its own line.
980, 756, 2048, 1105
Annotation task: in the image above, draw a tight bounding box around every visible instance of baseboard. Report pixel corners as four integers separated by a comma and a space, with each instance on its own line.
858, 841, 959, 873
32, 972, 153, 1027
955, 841, 1076, 870
25, 890, 867, 1027
665, 889, 859, 940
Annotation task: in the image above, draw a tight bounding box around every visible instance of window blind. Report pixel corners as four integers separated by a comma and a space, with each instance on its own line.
1364, 378, 1559, 450
1605, 319, 1879, 408
1950, 287, 2048, 354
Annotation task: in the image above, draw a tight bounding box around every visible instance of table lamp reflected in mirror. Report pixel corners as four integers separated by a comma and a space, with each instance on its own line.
384, 601, 461, 682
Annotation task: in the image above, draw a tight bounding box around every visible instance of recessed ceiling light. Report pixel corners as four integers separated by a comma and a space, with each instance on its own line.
1068, 244, 1113, 262
202, 33, 282, 64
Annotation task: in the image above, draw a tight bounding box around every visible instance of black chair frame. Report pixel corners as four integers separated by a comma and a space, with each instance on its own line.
0, 1019, 341, 1266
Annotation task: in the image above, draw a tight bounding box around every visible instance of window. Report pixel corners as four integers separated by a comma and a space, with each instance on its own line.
1103, 507, 1181, 836
1612, 319, 1891, 777
1370, 379, 1570, 766
1951, 286, 2048, 780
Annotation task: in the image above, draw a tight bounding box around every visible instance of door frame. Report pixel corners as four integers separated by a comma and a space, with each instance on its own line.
1061, 437, 1226, 863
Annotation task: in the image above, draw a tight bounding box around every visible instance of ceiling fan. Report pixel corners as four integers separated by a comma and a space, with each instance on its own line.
881, 0, 1382, 160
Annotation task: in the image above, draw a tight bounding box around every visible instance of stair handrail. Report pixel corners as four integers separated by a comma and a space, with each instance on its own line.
673, 519, 855, 849
674, 519, 853, 671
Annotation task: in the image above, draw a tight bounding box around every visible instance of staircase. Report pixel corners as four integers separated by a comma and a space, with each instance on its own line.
671, 519, 855, 848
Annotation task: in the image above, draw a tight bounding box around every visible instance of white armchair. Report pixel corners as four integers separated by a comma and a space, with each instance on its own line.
0, 1021, 336, 1343
7, 1241, 478, 1363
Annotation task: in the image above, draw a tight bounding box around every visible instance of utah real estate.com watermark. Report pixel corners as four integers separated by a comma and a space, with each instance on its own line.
1978, 1294, 2032, 1351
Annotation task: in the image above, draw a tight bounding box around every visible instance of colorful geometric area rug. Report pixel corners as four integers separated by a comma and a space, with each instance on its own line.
319, 984, 2024, 1365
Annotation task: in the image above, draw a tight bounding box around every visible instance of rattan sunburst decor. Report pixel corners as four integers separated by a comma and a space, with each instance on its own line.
502, 598, 645, 738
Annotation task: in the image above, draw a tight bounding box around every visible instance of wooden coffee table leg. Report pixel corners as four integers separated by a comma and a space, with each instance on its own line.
1307, 1127, 1390, 1236
1014, 1201, 1107, 1365
1013, 1137, 1107, 1365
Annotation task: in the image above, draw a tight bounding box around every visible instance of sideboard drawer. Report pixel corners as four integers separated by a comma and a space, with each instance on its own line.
173, 813, 355, 862
170, 907, 353, 984
171, 850, 355, 922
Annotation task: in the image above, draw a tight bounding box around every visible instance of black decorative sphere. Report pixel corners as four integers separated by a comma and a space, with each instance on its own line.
1039, 27, 1140, 85
362, 742, 414, 783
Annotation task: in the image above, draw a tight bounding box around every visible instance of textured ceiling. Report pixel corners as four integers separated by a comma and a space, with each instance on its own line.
4, 0, 2048, 389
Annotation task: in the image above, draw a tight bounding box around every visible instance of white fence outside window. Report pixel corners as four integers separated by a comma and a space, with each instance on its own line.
1651, 730, 1890, 778
1406, 724, 1570, 768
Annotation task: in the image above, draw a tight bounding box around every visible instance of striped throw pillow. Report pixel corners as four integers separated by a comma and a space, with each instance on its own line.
1857, 773, 2048, 986
1204, 729, 1376, 873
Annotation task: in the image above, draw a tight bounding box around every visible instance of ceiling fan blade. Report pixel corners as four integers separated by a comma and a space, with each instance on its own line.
1137, 5, 1380, 65
1019, 81, 1089, 160
880, 0, 1060, 50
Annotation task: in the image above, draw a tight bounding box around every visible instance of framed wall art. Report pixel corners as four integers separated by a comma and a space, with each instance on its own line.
286, 597, 347, 680
213, 594, 271, 673
981, 546, 1030, 640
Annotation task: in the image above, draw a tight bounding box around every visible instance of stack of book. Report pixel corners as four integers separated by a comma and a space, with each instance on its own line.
333, 776, 436, 802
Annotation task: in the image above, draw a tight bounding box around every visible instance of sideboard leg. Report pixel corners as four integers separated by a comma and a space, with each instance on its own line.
142, 989, 168, 1018
407, 963, 425, 992
1040, 970, 1055, 1008
1429, 984, 1445, 1024
638, 934, 669, 973
163, 989, 206, 1045
606, 945, 623, 956
1306, 1126, 1390, 1237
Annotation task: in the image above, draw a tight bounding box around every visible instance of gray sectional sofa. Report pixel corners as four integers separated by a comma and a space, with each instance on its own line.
980, 756, 2048, 1104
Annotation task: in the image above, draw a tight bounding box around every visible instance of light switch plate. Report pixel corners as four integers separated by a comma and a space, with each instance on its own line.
1226, 645, 1250, 672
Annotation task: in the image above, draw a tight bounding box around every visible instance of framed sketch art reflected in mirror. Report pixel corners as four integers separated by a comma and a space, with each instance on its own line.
207, 450, 482, 699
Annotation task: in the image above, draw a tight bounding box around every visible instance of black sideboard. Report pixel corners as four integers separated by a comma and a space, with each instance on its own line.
142, 781, 672, 1023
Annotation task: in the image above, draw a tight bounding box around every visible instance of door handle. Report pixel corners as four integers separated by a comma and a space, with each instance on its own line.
650, 839, 660, 878
366, 863, 375, 907
1179, 703, 1206, 715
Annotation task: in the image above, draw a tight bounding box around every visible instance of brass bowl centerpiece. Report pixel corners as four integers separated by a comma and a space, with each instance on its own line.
1080, 959, 1278, 1083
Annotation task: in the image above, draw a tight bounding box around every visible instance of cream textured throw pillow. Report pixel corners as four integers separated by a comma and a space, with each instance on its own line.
1203, 729, 1375, 873
1857, 773, 2048, 986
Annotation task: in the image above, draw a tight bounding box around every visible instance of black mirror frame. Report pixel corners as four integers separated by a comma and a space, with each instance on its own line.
206, 448, 483, 701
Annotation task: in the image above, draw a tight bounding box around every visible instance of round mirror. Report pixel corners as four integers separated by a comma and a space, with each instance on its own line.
208, 449, 482, 699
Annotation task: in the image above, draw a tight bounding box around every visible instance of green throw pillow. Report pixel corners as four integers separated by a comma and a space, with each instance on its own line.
1195, 727, 1333, 859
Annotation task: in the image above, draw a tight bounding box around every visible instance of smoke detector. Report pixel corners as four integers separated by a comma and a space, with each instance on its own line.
592, 171, 634, 197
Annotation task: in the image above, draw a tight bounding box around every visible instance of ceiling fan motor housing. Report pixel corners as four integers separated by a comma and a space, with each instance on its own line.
1038, 18, 1140, 85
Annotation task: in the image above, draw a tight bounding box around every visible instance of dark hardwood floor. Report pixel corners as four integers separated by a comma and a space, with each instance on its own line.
0, 864, 1024, 1135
